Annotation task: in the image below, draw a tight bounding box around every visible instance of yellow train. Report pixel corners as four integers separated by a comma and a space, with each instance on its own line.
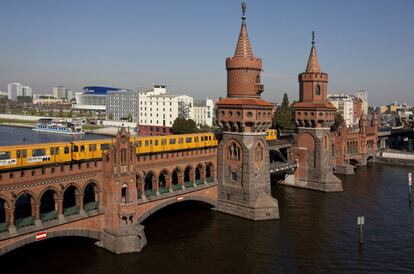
0, 130, 277, 171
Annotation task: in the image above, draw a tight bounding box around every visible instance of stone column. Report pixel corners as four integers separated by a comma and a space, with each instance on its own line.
152, 178, 159, 195
76, 192, 86, 216
166, 176, 173, 192
56, 197, 65, 222
31, 199, 42, 227
200, 169, 206, 184
6, 207, 16, 233
178, 173, 185, 189
190, 171, 195, 187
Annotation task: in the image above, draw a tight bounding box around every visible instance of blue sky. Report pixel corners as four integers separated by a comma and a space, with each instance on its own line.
0, 0, 413, 106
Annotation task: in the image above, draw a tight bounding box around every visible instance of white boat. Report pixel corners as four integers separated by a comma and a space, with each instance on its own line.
33, 118, 85, 135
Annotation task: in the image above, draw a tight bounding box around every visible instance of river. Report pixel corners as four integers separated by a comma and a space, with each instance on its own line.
0, 125, 109, 145
0, 126, 413, 273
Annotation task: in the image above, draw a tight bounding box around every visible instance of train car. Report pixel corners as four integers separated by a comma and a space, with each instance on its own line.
266, 129, 277, 141
133, 133, 218, 155
0, 142, 72, 171
70, 139, 112, 161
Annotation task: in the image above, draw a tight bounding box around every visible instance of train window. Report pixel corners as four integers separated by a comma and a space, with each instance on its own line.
100, 144, 110, 150
32, 149, 46, 157
169, 138, 176, 145
160, 139, 166, 145
154, 140, 159, 146
145, 140, 149, 146
209, 136, 212, 141
179, 138, 183, 144
17, 150, 21, 158
89, 144, 96, 151
137, 141, 142, 147
64, 147, 70, 154
195, 137, 199, 142
149, 140, 153, 145
22, 150, 27, 158
73, 146, 79, 152
186, 137, 192, 143
55, 147, 60, 154
50, 148, 54, 155
80, 145, 85, 152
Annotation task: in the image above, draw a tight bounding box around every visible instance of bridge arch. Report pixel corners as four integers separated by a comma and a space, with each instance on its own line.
0, 229, 102, 256
184, 165, 193, 184
136, 195, 217, 224
39, 188, 59, 223
63, 184, 81, 216
83, 181, 100, 207
0, 196, 8, 226
14, 191, 37, 228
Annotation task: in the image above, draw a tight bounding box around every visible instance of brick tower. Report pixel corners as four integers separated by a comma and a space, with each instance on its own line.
215, 2, 279, 220
291, 32, 342, 192
97, 127, 147, 253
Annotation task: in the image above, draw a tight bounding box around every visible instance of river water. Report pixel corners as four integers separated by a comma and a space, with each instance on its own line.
0, 126, 413, 273
0, 125, 108, 145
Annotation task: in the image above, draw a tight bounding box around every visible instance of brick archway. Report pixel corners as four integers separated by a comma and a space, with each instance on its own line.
136, 195, 217, 224
0, 228, 102, 256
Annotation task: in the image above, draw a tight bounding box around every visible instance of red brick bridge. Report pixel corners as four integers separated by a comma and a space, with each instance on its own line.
0, 128, 217, 255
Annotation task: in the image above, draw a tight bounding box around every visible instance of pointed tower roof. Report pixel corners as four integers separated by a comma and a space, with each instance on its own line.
234, 1, 253, 58
305, 31, 321, 73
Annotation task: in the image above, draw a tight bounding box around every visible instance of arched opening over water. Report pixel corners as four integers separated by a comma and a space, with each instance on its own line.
195, 165, 201, 181
0, 234, 101, 261
83, 182, 99, 211
350, 159, 360, 166
0, 198, 6, 231
63, 185, 80, 216
14, 192, 35, 228
158, 169, 168, 192
206, 162, 214, 182
184, 166, 192, 185
40, 189, 58, 223
140, 199, 215, 243
145, 172, 155, 196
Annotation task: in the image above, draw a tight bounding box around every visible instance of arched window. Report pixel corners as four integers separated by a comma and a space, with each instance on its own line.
256, 75, 260, 83
315, 85, 321, 96
255, 143, 264, 161
121, 184, 128, 203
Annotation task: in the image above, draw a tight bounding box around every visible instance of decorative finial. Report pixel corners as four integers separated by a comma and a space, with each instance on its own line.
241, 1, 247, 20
312, 31, 315, 46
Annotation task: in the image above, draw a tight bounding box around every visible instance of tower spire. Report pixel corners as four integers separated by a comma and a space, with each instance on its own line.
234, 1, 253, 58
305, 31, 321, 73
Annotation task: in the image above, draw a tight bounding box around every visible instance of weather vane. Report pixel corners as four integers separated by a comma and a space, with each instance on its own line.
241, 1, 247, 19
312, 31, 315, 45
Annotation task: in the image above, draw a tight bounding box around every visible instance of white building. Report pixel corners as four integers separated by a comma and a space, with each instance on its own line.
328, 93, 354, 127
138, 85, 193, 127
354, 90, 368, 115
8, 83, 32, 101
193, 98, 214, 127
106, 90, 140, 122
53, 86, 72, 100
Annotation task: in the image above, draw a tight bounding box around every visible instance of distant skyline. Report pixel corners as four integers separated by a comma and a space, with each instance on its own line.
0, 0, 413, 106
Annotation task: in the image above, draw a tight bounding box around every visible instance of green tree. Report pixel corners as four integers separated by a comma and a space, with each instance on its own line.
272, 93, 295, 131
171, 117, 199, 134
108, 113, 113, 120
199, 124, 212, 133
331, 112, 345, 132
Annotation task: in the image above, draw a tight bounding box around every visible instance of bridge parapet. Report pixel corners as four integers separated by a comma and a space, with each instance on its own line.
0, 160, 102, 185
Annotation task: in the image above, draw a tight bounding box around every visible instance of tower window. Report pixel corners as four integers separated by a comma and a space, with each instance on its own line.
315, 85, 321, 96
256, 75, 260, 83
